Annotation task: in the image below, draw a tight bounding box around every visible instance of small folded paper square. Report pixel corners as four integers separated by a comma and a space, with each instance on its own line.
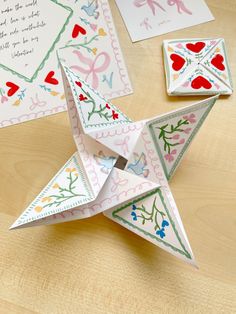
163, 38, 233, 96
10, 62, 219, 267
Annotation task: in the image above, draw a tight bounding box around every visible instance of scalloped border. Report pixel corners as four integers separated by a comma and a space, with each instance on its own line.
12, 152, 94, 228
148, 98, 216, 179
112, 188, 191, 259
0, 0, 73, 82
0, 0, 132, 128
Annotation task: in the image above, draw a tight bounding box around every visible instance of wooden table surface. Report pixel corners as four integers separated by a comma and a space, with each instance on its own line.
0, 1, 236, 313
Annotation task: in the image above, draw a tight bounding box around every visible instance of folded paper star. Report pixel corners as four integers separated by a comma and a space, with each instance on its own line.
11, 63, 219, 266
163, 38, 233, 96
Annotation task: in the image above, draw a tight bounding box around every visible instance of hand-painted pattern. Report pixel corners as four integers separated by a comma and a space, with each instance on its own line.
133, 0, 192, 15
0, 85, 26, 106
81, 0, 99, 19
158, 114, 196, 162
75, 81, 119, 121
127, 152, 149, 177
0, 0, 132, 128
134, 0, 165, 16
94, 151, 116, 174
71, 50, 110, 89
130, 196, 169, 238
164, 39, 233, 95
34, 168, 84, 213
63, 27, 107, 55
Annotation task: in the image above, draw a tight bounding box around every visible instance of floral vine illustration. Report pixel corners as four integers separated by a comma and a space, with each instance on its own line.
0, 87, 27, 106
34, 168, 85, 213
75, 81, 119, 121
80, 17, 98, 32
157, 114, 196, 162
0, 88, 8, 103
39, 85, 65, 100
130, 196, 169, 238
12, 88, 27, 106
62, 28, 107, 55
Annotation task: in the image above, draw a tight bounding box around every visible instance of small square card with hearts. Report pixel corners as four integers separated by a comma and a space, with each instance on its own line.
163, 38, 233, 96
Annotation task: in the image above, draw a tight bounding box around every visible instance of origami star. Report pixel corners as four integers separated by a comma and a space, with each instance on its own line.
11, 63, 219, 266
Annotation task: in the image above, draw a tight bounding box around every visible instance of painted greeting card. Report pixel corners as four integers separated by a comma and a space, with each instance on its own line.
0, 0, 132, 128
115, 0, 214, 42
163, 38, 233, 95
11, 61, 219, 266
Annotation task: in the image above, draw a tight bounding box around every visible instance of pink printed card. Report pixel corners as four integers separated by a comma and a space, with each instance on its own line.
115, 0, 214, 42
0, 0, 132, 128
163, 38, 233, 95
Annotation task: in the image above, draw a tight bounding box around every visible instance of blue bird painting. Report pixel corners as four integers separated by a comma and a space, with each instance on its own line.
81, 0, 100, 20
94, 151, 116, 174
127, 152, 149, 177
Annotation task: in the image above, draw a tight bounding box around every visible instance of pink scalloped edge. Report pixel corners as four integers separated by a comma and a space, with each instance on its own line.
141, 130, 167, 187
101, 0, 132, 98
93, 121, 145, 139
0, 104, 67, 128
0, 1, 132, 128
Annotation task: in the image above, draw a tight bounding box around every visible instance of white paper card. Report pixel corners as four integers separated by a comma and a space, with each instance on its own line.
115, 0, 214, 42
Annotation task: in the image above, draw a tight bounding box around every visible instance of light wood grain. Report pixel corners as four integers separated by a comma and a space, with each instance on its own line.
0, 1, 236, 313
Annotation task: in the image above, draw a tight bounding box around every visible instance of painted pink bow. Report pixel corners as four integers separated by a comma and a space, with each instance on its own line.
167, 0, 192, 15
140, 17, 152, 30
114, 136, 130, 156
110, 171, 128, 192
133, 0, 165, 16
71, 50, 110, 89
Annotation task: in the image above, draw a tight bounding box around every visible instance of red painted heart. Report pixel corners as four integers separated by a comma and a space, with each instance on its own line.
79, 94, 87, 101
72, 24, 87, 38
44, 71, 59, 85
186, 42, 206, 53
170, 53, 186, 71
191, 76, 212, 89
75, 81, 82, 87
6, 82, 19, 97
211, 54, 225, 71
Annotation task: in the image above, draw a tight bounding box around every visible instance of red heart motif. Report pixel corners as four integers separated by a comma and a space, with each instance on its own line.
72, 24, 87, 38
186, 42, 206, 53
211, 54, 225, 71
44, 71, 59, 85
170, 53, 186, 71
79, 94, 87, 101
191, 76, 212, 89
75, 81, 82, 87
6, 82, 19, 97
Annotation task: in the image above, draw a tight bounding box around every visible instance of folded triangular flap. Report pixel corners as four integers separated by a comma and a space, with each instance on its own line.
88, 120, 146, 159
201, 39, 233, 93
62, 65, 118, 195
104, 187, 196, 266
173, 65, 231, 95
164, 38, 221, 61
61, 64, 131, 133
124, 123, 193, 253
147, 96, 218, 180
10, 153, 94, 230
11, 168, 160, 229
163, 40, 197, 94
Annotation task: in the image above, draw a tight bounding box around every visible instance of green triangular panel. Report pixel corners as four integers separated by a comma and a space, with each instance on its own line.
147, 96, 217, 180
61, 65, 130, 132
201, 39, 233, 93
108, 188, 195, 264
10, 153, 94, 229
